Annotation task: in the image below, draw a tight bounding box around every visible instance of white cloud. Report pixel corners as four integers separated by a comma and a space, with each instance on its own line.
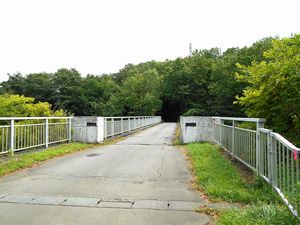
0, 0, 299, 81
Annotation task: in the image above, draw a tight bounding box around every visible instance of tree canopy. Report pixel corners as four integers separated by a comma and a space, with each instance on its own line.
0, 94, 66, 117
236, 34, 300, 143
1, 34, 299, 142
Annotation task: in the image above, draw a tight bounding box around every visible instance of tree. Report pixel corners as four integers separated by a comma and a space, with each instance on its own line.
1, 73, 25, 94
236, 34, 300, 143
22, 73, 55, 104
0, 94, 66, 117
80, 75, 122, 116
121, 68, 162, 115
52, 68, 83, 114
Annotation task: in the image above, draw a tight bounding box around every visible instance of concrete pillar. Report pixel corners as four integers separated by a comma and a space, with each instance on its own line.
97, 117, 104, 142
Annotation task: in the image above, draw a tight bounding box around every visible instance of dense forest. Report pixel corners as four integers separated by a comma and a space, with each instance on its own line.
0, 34, 299, 143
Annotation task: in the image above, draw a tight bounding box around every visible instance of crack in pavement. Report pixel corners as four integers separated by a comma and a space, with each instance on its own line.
156, 152, 167, 179
0, 194, 202, 212
27, 175, 187, 183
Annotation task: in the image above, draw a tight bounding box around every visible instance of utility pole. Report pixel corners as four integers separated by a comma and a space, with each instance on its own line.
189, 42, 192, 56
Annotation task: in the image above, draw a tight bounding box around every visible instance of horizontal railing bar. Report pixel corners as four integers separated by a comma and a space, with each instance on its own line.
258, 128, 300, 152
14, 144, 46, 151
15, 123, 45, 127
258, 128, 271, 133
0, 117, 72, 120
260, 174, 298, 217
221, 145, 256, 171
235, 127, 257, 133
0, 152, 9, 155
48, 139, 69, 144
103, 116, 155, 118
272, 132, 300, 152
106, 124, 151, 137
213, 116, 266, 123
48, 122, 68, 125
104, 116, 160, 139
221, 124, 232, 128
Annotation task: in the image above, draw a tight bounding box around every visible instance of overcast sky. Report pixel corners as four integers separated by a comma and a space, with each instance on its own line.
0, 0, 299, 82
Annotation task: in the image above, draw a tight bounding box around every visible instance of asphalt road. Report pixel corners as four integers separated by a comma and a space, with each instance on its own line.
0, 123, 210, 225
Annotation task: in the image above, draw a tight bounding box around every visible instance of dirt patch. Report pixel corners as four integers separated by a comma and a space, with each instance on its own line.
172, 123, 182, 145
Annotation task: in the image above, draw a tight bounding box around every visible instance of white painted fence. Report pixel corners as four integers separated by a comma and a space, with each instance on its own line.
72, 116, 161, 143
104, 116, 161, 138
0, 117, 72, 154
213, 117, 300, 217
180, 116, 300, 217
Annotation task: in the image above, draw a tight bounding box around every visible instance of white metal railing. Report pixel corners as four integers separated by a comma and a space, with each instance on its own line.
103, 116, 161, 139
0, 117, 72, 154
213, 117, 300, 217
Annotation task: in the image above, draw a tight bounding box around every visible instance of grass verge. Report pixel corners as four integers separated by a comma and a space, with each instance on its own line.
187, 142, 298, 224
188, 142, 278, 204
217, 204, 298, 225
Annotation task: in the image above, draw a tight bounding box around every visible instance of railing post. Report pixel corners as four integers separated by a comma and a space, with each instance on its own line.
121, 118, 124, 134
267, 131, 271, 181
68, 118, 72, 143
45, 118, 49, 148
267, 131, 277, 186
128, 118, 131, 131
97, 117, 105, 142
272, 134, 278, 187
220, 119, 224, 148
104, 118, 107, 139
111, 118, 115, 137
10, 119, 14, 155
256, 121, 265, 172
232, 120, 236, 156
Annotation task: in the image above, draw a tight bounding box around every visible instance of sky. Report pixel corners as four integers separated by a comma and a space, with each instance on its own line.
0, 0, 299, 82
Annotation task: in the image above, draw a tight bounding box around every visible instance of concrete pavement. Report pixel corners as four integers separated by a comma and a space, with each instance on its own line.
0, 123, 211, 225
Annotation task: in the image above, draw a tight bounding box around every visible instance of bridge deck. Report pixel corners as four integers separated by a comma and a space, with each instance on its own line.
0, 123, 210, 225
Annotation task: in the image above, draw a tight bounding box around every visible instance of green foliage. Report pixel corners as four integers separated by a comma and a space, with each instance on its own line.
0, 94, 66, 117
236, 34, 300, 144
121, 68, 162, 115
0, 35, 280, 123
187, 143, 279, 204
52, 68, 83, 114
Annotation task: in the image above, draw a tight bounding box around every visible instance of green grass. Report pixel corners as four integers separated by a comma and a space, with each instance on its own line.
217, 204, 299, 225
187, 143, 279, 204
187, 143, 298, 224
0, 142, 94, 177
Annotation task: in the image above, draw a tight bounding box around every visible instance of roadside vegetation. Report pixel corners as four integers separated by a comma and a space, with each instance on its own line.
187, 143, 299, 224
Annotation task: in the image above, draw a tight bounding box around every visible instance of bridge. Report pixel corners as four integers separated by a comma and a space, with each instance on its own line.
0, 122, 211, 225
0, 116, 299, 224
